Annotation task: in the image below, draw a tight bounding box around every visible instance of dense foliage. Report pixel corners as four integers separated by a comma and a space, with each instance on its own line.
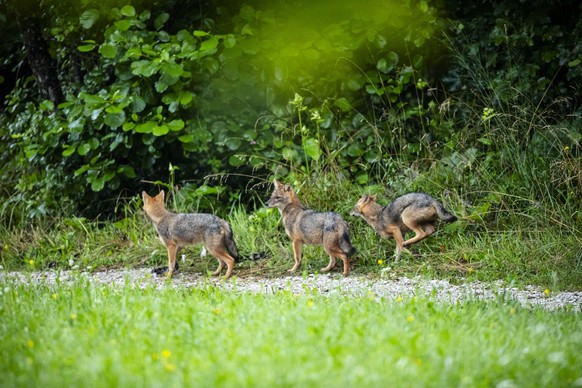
0, 0, 580, 221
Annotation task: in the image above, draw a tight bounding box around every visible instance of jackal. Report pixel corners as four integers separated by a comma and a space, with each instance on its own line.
142, 190, 238, 279
266, 180, 356, 276
350, 193, 457, 261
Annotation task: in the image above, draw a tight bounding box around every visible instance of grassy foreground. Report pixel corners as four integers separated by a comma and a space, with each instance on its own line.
1, 276, 581, 387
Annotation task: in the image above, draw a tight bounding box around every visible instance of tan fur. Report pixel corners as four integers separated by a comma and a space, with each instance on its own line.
142, 190, 238, 279
266, 180, 356, 276
351, 193, 457, 261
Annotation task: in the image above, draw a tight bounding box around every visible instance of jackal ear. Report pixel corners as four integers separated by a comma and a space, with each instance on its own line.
369, 194, 377, 202
156, 190, 165, 202
142, 191, 150, 201
283, 184, 292, 192
273, 179, 282, 189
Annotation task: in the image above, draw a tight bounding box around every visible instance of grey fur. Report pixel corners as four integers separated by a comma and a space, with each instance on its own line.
267, 180, 356, 276
351, 192, 457, 261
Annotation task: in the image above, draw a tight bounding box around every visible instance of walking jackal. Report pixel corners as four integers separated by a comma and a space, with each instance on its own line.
350, 193, 457, 261
142, 190, 239, 279
266, 180, 356, 276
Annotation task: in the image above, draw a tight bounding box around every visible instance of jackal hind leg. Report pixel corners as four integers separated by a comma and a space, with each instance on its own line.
323, 244, 350, 276
290, 240, 302, 273
211, 258, 225, 277
207, 245, 235, 278
165, 243, 179, 279
320, 255, 336, 273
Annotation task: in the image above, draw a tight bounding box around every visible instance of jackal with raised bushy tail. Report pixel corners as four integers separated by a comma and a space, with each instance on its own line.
350, 192, 457, 261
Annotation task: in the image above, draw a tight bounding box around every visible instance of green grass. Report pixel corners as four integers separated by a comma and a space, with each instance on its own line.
1, 276, 581, 387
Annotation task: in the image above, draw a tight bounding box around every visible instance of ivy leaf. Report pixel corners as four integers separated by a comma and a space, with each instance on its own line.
80, 9, 99, 29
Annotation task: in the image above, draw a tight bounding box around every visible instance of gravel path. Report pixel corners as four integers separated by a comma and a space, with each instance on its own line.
2, 268, 581, 311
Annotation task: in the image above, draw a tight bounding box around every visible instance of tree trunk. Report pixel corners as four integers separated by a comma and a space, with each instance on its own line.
18, 16, 64, 106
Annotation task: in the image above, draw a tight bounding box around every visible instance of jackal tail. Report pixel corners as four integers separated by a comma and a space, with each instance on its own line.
225, 226, 240, 262
435, 202, 457, 223
340, 232, 357, 257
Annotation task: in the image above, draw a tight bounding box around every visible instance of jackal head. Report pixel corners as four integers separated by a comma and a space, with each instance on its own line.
350, 194, 380, 220
266, 180, 299, 211
142, 190, 167, 221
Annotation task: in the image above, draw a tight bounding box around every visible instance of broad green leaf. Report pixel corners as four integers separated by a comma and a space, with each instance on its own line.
304, 138, 321, 161
334, 98, 352, 112
178, 134, 193, 143
131, 95, 146, 113
91, 177, 105, 192
120, 5, 135, 17
135, 121, 157, 133
78, 42, 96, 52
104, 111, 126, 128
228, 154, 245, 167
80, 9, 99, 29
114, 20, 132, 31
78, 143, 92, 156
122, 122, 135, 132
179, 92, 193, 105
200, 37, 219, 53
154, 13, 169, 30
39, 100, 54, 111
167, 119, 185, 131
347, 143, 363, 157
152, 125, 169, 136
62, 146, 76, 157
226, 138, 242, 151
161, 61, 183, 78
117, 165, 136, 178
99, 44, 117, 59
193, 30, 209, 37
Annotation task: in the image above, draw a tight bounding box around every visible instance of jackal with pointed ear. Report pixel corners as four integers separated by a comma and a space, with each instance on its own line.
142, 190, 238, 279
266, 180, 356, 276
350, 193, 457, 261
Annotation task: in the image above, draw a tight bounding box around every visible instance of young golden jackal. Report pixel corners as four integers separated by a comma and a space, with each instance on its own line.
351, 193, 457, 261
142, 190, 238, 279
266, 180, 356, 276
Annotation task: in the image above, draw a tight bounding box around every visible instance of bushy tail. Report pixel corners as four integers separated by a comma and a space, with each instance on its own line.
340, 231, 357, 257
435, 202, 457, 223
225, 226, 240, 262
